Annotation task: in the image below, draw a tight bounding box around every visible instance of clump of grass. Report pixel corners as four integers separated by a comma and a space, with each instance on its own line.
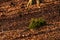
29, 18, 46, 29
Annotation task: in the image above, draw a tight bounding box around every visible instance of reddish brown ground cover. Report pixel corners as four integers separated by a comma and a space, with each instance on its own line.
0, 0, 60, 40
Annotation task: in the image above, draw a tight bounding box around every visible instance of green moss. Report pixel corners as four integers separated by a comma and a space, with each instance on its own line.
29, 18, 46, 29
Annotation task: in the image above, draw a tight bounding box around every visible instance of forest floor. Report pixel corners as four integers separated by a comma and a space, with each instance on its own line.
0, 0, 60, 40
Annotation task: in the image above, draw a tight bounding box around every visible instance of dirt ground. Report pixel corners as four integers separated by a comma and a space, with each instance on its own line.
0, 0, 60, 40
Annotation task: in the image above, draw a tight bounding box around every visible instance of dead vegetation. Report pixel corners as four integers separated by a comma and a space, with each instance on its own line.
0, 0, 60, 40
